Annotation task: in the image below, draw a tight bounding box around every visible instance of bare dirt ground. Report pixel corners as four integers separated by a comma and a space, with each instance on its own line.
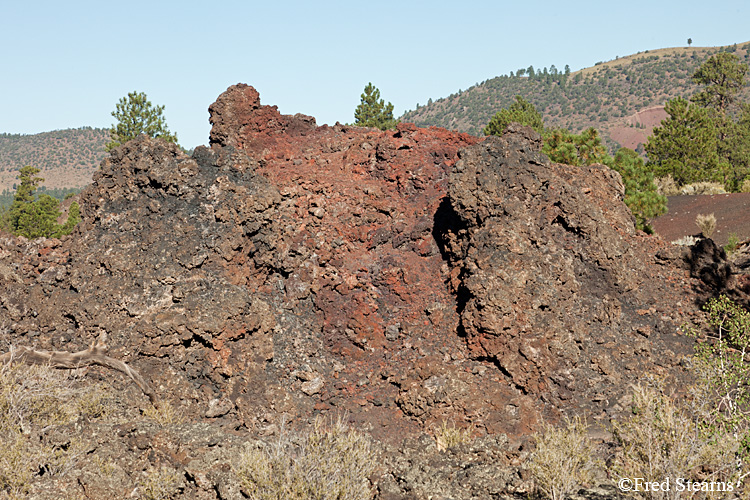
651, 193, 750, 246
606, 105, 668, 150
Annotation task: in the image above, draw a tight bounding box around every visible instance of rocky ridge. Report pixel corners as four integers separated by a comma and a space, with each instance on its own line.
0, 84, 735, 499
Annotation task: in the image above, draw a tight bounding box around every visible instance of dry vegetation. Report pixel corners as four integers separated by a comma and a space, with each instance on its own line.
433, 419, 474, 452
234, 416, 377, 500
0, 362, 108, 499
528, 415, 598, 500
527, 295, 750, 500
696, 213, 718, 238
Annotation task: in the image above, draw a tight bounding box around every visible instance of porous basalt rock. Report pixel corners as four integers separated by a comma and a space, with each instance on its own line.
0, 85, 730, 499
444, 124, 697, 420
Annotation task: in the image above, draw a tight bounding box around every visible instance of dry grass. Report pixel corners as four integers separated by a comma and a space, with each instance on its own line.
0, 362, 107, 498
696, 213, 717, 238
137, 466, 184, 500
433, 420, 474, 452
235, 416, 376, 500
527, 415, 598, 500
610, 383, 708, 500
655, 175, 680, 196
143, 400, 185, 425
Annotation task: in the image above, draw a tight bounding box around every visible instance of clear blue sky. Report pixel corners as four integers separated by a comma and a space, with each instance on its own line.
1, 0, 749, 150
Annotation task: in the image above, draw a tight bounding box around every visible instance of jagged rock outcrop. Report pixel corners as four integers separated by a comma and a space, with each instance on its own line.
0, 85, 728, 499
443, 125, 697, 420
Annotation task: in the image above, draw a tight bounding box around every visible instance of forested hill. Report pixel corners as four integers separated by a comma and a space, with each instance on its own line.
401, 42, 750, 151
0, 127, 108, 193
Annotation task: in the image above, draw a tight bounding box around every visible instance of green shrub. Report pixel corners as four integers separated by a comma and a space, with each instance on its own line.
724, 233, 741, 255
528, 415, 597, 500
235, 417, 376, 500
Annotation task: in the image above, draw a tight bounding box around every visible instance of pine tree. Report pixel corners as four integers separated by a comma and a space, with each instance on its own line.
354, 83, 398, 130
647, 52, 750, 190
645, 97, 720, 186
484, 95, 544, 136
9, 166, 44, 231
15, 194, 61, 239
612, 148, 666, 231
106, 91, 178, 151
542, 127, 610, 166
691, 52, 748, 113
7, 166, 80, 239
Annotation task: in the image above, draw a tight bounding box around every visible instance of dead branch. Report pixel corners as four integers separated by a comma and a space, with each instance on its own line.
0, 334, 157, 407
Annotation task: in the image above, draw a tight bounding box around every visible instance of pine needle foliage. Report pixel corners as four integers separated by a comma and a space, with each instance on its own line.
484, 95, 545, 135
107, 91, 178, 151
354, 83, 398, 130
5, 166, 79, 239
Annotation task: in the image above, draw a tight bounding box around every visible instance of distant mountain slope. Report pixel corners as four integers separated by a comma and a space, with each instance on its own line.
0, 127, 108, 192
401, 42, 750, 151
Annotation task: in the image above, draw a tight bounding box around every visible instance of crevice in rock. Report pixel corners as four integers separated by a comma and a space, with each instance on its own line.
476, 355, 527, 394
182, 332, 213, 350
552, 213, 584, 237
432, 195, 471, 338
431, 196, 464, 264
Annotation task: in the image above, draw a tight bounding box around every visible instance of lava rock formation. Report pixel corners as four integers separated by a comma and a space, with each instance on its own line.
0, 84, 726, 499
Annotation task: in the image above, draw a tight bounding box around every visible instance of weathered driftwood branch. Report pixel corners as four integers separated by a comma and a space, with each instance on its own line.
0, 335, 157, 406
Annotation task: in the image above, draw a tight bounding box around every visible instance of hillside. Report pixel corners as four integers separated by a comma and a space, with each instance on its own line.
401, 42, 750, 151
0, 127, 109, 193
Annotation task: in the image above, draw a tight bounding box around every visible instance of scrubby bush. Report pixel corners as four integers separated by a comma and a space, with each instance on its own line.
696, 213, 717, 238
609, 381, 719, 500
655, 175, 681, 196
137, 466, 184, 500
681, 182, 727, 195
528, 415, 598, 500
693, 296, 750, 439
611, 297, 750, 500
234, 417, 376, 500
0, 361, 106, 498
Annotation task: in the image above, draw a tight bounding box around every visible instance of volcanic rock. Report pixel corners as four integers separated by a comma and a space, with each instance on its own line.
0, 84, 731, 498
443, 124, 697, 419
